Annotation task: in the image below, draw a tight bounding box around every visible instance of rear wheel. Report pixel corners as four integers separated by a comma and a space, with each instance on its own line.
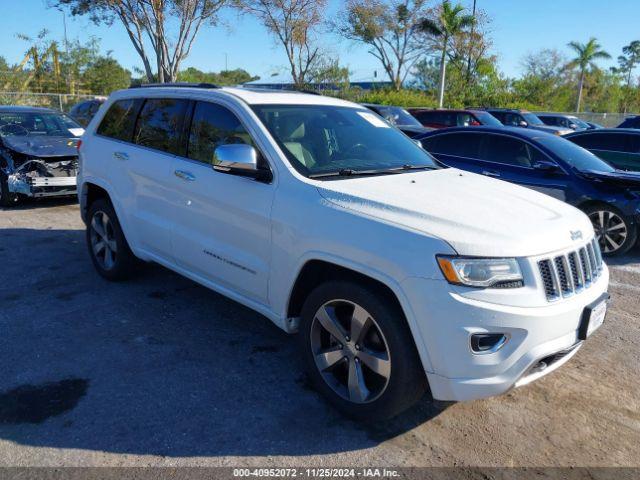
299, 281, 428, 420
86, 198, 138, 280
0, 171, 19, 207
584, 204, 637, 256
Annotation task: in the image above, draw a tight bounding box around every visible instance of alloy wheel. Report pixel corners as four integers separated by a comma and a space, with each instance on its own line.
310, 300, 391, 404
588, 210, 628, 254
89, 210, 118, 270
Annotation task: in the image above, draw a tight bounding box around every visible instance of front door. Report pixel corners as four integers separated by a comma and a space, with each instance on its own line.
170, 100, 275, 304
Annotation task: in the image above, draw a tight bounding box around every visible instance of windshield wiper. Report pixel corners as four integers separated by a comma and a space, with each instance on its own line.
308, 164, 436, 179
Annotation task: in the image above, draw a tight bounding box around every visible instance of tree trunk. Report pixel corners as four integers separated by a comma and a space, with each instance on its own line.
576, 69, 585, 113
438, 40, 447, 109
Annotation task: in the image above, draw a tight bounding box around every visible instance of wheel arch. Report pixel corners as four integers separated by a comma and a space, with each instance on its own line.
287, 260, 404, 320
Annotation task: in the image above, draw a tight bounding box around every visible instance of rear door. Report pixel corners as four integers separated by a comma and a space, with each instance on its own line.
169, 100, 275, 303
125, 97, 190, 260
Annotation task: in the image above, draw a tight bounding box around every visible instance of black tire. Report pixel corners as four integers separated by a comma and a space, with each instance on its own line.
298, 281, 429, 421
583, 203, 637, 256
86, 198, 138, 281
0, 171, 19, 207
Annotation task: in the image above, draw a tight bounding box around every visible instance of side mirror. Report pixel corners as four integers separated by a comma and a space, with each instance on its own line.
569, 123, 578, 130
213, 144, 271, 181
532, 160, 560, 173
518, 120, 529, 128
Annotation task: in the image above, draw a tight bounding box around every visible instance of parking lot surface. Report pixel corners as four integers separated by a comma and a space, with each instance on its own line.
0, 199, 639, 467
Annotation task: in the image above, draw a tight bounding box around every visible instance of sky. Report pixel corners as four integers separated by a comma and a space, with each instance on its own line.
0, 0, 639, 81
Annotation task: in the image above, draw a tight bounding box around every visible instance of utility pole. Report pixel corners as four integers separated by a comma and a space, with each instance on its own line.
465, 0, 477, 84
59, 8, 72, 94
225, 52, 228, 71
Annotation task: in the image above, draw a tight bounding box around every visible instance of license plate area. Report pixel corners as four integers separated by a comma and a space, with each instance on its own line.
578, 293, 610, 340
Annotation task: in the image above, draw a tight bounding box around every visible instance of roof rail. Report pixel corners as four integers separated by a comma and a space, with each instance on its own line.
130, 82, 219, 89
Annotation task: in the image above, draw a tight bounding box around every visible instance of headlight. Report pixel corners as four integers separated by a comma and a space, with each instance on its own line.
436, 256, 523, 288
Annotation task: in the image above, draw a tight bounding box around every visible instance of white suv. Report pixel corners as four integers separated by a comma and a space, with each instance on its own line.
78, 84, 610, 419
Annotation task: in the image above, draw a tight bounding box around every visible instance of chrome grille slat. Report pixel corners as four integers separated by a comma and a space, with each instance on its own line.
580, 248, 592, 284
586, 243, 598, 274
539, 240, 603, 302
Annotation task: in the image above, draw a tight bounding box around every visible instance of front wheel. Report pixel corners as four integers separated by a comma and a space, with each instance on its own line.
585, 204, 637, 256
298, 281, 428, 421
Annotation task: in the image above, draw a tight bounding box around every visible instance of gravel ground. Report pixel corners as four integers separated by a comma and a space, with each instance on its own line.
0, 198, 639, 468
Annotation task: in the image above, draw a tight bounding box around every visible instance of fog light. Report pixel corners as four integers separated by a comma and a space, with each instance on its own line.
470, 333, 507, 354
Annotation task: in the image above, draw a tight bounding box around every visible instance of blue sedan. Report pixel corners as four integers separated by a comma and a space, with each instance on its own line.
418, 126, 640, 255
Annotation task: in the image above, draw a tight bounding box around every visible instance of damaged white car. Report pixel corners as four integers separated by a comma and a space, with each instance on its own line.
0, 106, 83, 207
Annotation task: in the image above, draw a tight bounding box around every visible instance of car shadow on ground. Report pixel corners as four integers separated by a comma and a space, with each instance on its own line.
0, 227, 446, 458
0, 196, 78, 212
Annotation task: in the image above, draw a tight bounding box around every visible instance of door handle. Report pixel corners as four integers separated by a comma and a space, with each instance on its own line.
174, 170, 196, 182
482, 170, 501, 178
113, 151, 129, 161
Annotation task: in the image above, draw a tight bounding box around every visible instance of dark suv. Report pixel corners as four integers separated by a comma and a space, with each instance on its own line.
478, 108, 572, 136
407, 108, 503, 129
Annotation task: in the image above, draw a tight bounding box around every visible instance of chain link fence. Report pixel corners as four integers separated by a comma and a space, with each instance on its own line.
0, 91, 105, 112
533, 111, 634, 128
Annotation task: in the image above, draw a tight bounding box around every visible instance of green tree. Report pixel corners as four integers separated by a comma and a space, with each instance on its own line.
55, 0, 228, 83
419, 0, 475, 107
567, 37, 610, 112
177, 67, 259, 85
82, 56, 131, 94
309, 58, 350, 89
237, 0, 327, 89
335, 0, 431, 90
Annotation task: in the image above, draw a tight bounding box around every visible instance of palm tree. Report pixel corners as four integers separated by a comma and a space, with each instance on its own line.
567, 38, 611, 113
420, 1, 475, 108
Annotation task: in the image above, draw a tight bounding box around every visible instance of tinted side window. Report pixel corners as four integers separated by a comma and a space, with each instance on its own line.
479, 135, 536, 167
97, 98, 143, 142
134, 98, 190, 155
456, 113, 473, 126
421, 133, 482, 158
489, 111, 506, 123
502, 113, 523, 127
415, 111, 437, 123
188, 101, 256, 164
572, 133, 626, 151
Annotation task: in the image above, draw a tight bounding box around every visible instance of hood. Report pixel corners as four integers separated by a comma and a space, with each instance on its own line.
579, 169, 640, 188
316, 168, 593, 257
2, 135, 80, 158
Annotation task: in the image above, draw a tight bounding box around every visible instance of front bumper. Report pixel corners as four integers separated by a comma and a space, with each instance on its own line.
401, 265, 609, 402
8, 174, 77, 198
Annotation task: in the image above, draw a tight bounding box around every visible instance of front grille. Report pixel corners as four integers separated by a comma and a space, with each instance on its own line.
538, 239, 604, 301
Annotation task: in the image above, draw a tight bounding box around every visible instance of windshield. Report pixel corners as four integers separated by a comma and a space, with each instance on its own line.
252, 105, 438, 177
521, 112, 544, 126
0, 111, 82, 138
473, 111, 503, 126
569, 117, 590, 129
374, 106, 422, 127
538, 135, 616, 172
